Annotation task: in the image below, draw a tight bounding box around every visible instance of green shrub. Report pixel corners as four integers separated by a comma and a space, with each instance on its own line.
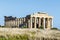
22, 26, 27, 28
38, 26, 43, 29
51, 27, 58, 30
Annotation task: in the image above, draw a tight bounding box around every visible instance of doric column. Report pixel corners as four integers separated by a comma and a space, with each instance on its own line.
18, 19, 19, 27
47, 18, 48, 28
19, 19, 20, 25
47, 18, 51, 29
38, 17, 41, 28
43, 18, 45, 29
21, 18, 23, 24
8, 21, 10, 26
10, 21, 11, 27
30, 17, 32, 28
15, 19, 16, 26
17, 19, 18, 27
10, 21, 12, 26
13, 20, 15, 26
24, 18, 25, 22
5, 21, 6, 26
47, 18, 49, 29
28, 20, 30, 28
20, 19, 21, 24
6, 21, 8, 26
34, 17, 36, 28
12, 20, 13, 27
16, 19, 17, 26
52, 18, 53, 28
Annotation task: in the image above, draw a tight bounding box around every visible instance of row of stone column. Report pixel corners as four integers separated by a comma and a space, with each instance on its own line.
14, 18, 25, 27
30, 17, 53, 29
5, 18, 26, 27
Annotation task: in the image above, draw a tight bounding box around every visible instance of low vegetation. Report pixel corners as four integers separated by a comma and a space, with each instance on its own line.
0, 34, 29, 40
51, 27, 58, 30
0, 28, 60, 40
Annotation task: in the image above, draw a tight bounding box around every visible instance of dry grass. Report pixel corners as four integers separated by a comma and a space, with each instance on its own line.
0, 28, 60, 40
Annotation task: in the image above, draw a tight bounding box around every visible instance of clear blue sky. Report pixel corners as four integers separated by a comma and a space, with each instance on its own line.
0, 0, 60, 29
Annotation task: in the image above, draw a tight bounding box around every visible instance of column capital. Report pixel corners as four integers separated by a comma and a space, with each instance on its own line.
34, 17, 37, 18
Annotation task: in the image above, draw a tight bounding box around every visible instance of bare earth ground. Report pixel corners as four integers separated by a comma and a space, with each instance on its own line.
0, 28, 60, 40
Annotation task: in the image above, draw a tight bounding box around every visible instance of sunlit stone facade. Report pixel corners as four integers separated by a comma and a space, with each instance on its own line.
4, 12, 53, 29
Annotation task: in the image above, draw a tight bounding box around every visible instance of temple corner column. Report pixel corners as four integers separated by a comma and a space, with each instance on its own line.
52, 18, 53, 28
